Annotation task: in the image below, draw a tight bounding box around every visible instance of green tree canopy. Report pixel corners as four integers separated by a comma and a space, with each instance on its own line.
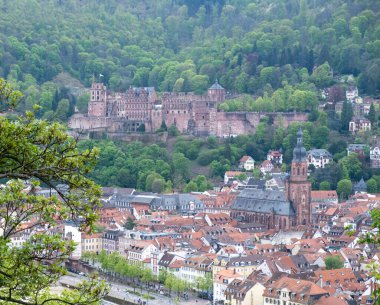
366, 178, 378, 193
325, 255, 344, 270
319, 181, 331, 190
0, 79, 108, 305
337, 179, 353, 199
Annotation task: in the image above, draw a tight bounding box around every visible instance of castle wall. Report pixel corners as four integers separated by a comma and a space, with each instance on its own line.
69, 114, 111, 130
163, 109, 192, 133
211, 112, 308, 137
214, 112, 254, 137
273, 112, 309, 128
161, 93, 194, 132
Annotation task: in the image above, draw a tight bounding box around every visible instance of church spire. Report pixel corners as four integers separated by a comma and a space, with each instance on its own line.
293, 127, 307, 162
286, 126, 312, 226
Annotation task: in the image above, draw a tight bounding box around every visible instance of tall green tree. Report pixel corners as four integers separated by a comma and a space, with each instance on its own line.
337, 179, 353, 199
340, 100, 353, 132
367, 178, 378, 193
0, 79, 108, 305
368, 103, 376, 125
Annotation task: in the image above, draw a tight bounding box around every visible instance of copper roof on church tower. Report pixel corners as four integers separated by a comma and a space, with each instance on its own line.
293, 127, 307, 162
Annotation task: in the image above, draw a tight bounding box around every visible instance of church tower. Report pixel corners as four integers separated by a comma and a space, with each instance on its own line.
286, 127, 311, 226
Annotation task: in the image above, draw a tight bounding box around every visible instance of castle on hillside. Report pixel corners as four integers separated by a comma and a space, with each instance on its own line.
69, 81, 308, 137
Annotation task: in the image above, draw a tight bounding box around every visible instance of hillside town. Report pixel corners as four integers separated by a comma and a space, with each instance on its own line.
2, 1, 380, 305
10, 129, 380, 305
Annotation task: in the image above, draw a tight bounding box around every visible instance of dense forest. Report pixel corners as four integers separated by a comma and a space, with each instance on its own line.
1, 0, 380, 194
0, 0, 379, 118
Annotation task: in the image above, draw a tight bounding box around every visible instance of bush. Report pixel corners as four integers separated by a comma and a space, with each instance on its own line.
168, 124, 180, 136
197, 150, 218, 166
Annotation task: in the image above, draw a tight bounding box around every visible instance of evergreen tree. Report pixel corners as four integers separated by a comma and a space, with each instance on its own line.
52, 89, 59, 111
158, 120, 167, 132
368, 103, 376, 125
340, 101, 353, 132
318, 44, 331, 65
307, 49, 315, 73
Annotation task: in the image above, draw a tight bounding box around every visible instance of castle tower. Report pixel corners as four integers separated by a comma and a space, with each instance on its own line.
88, 83, 107, 117
207, 79, 226, 102
286, 127, 311, 226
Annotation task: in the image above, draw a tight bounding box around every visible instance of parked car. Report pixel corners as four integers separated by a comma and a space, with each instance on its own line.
198, 291, 213, 300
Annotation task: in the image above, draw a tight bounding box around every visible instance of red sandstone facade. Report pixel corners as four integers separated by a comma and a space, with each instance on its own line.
69, 81, 308, 136
285, 128, 312, 226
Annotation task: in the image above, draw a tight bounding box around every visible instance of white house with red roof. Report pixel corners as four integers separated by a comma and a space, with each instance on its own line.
214, 269, 242, 304
224, 171, 244, 184
267, 150, 283, 165
239, 156, 255, 170
260, 160, 274, 175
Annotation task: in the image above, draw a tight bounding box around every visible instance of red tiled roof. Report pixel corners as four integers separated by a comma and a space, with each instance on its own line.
260, 160, 273, 168
270, 151, 282, 157
225, 171, 243, 177
82, 233, 102, 239
311, 191, 338, 200
169, 260, 183, 269
264, 277, 328, 301
239, 156, 252, 162
324, 207, 338, 216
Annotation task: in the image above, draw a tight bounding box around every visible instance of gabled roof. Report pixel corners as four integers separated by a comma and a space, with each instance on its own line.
263, 276, 328, 300
260, 160, 273, 168
311, 191, 338, 200
314, 296, 349, 305
158, 253, 176, 267
232, 189, 295, 216
225, 171, 244, 177
267, 150, 282, 157
246, 178, 266, 190
314, 268, 360, 291
168, 259, 183, 269
307, 149, 332, 158
353, 178, 367, 191
239, 156, 254, 162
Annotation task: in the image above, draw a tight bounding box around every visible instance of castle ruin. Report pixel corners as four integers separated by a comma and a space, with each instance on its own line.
69, 81, 308, 137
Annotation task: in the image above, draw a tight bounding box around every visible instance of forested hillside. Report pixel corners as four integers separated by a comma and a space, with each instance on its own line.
0, 0, 379, 118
